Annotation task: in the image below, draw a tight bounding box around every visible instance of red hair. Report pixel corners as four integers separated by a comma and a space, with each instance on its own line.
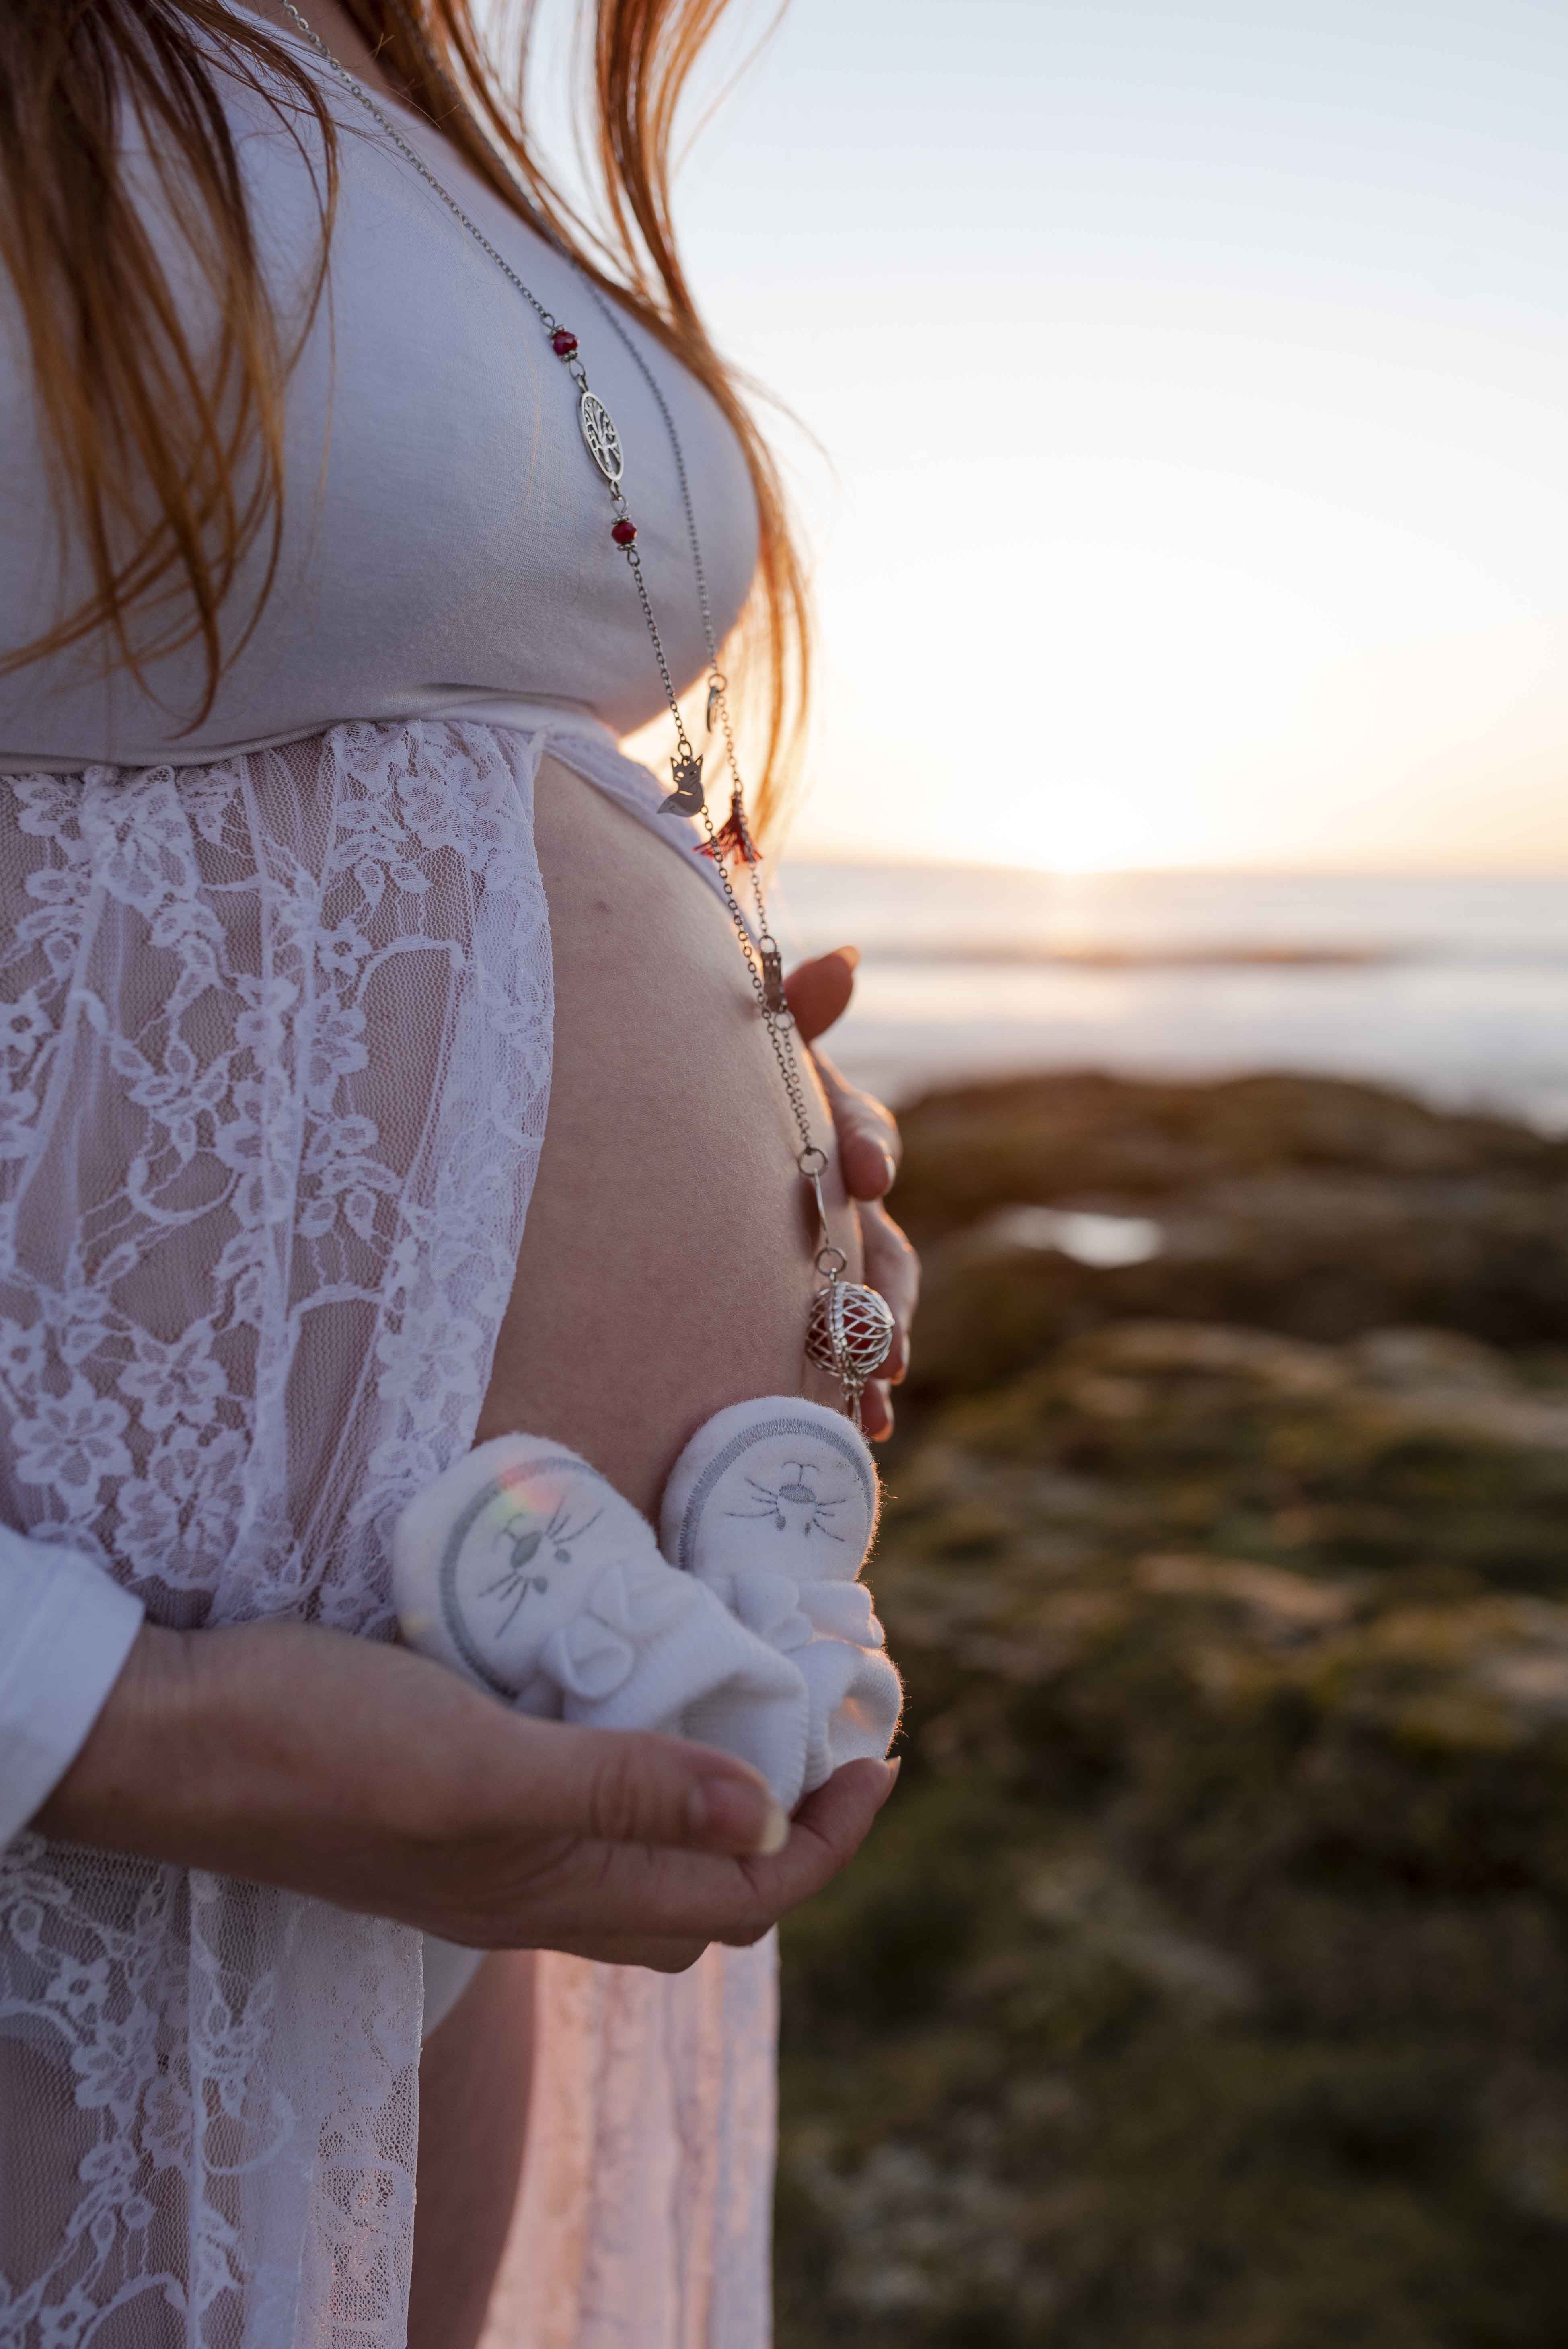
0, 0, 808, 822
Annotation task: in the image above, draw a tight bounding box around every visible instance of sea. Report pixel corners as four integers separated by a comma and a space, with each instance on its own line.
772, 865, 1568, 1133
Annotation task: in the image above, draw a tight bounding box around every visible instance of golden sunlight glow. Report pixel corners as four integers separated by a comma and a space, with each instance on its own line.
665, 1, 1568, 875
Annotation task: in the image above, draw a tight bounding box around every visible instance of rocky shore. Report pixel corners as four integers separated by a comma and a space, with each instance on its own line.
776, 1071, 1568, 2348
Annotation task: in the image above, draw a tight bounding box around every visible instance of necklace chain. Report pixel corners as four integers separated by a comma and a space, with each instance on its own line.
277, 3, 812, 1147
576, 280, 802, 1126
275, 5, 894, 1405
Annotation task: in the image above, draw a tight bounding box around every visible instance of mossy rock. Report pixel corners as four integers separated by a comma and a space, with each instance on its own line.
778, 1079, 1568, 2344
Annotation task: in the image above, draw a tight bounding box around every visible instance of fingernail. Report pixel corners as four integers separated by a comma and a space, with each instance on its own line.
689, 1776, 787, 1856
834, 944, 861, 970
879, 1149, 896, 1191
878, 1758, 902, 1806
757, 1802, 790, 1856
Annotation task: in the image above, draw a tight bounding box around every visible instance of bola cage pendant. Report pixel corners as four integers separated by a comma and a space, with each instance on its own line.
806, 1278, 896, 1428
801, 1148, 895, 1426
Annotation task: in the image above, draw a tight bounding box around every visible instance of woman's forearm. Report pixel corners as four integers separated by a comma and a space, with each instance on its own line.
36, 1619, 440, 1880
31, 1614, 892, 1968
36, 1620, 480, 1897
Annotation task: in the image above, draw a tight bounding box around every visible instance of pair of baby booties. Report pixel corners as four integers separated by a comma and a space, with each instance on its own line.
392, 1396, 902, 1816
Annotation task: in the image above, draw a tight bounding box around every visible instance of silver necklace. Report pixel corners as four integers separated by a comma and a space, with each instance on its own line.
277, 2, 894, 1422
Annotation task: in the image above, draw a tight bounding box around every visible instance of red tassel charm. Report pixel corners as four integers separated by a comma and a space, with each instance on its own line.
698, 789, 762, 866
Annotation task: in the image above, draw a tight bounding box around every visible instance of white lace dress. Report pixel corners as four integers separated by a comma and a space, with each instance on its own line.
0, 714, 776, 2349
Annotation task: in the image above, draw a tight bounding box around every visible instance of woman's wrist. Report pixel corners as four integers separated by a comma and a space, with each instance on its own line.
34, 1621, 205, 1853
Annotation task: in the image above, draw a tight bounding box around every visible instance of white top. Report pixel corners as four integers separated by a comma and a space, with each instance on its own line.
0, 5, 757, 1835
0, 21, 776, 2349
0, 4, 757, 770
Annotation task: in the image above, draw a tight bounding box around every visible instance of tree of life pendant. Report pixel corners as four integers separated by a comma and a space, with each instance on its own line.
579, 391, 624, 483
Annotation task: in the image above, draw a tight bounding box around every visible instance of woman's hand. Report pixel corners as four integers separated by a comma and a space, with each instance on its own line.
37, 1619, 897, 1972
785, 948, 921, 1439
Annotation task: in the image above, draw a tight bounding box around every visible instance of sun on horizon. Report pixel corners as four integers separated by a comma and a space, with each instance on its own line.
654, 0, 1568, 883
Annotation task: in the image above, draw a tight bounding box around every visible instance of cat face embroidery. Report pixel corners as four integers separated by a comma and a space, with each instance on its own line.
481, 1500, 602, 1631
727, 1461, 848, 1542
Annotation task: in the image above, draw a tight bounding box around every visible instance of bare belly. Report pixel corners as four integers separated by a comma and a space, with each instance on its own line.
473, 755, 859, 1519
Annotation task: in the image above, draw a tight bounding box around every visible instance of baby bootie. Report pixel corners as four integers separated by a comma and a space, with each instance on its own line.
392, 1433, 811, 1808
659, 1398, 903, 1796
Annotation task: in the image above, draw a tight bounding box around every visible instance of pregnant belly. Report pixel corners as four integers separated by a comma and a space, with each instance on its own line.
473, 754, 861, 1519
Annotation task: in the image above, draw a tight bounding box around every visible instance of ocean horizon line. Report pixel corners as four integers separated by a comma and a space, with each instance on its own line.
781, 852, 1568, 883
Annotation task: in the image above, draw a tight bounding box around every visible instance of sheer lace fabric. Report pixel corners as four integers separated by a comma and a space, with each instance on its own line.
0, 720, 498, 2345
0, 716, 776, 2349
0, 715, 554, 2346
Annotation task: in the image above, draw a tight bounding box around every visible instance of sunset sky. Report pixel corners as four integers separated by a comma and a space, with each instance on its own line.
622, 0, 1568, 871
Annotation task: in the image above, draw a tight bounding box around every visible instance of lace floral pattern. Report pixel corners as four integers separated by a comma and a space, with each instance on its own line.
0, 721, 553, 2348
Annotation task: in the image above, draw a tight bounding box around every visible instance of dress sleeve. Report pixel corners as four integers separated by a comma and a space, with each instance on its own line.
0, 1525, 143, 1847
0, 719, 550, 2349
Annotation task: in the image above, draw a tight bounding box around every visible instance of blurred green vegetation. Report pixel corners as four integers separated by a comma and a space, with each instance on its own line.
776, 1073, 1568, 2347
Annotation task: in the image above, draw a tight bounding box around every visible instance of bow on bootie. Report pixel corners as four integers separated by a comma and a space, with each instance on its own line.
392, 1434, 810, 1806
660, 1398, 903, 1796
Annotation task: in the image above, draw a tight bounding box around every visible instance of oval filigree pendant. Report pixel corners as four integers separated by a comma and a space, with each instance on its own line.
806, 1280, 895, 1424
579, 391, 624, 483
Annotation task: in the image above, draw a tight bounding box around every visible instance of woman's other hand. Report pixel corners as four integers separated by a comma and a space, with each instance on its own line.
784, 947, 921, 1440
37, 1620, 898, 1972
